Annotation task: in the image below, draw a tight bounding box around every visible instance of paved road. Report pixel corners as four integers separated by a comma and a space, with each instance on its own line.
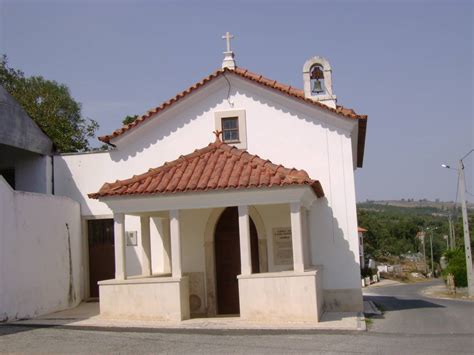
0, 280, 472, 354
364, 279, 474, 335
1, 325, 472, 354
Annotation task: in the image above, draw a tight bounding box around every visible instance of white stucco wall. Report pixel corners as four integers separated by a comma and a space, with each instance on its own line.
0, 145, 52, 194
15, 154, 52, 194
54, 74, 361, 292
0, 177, 81, 321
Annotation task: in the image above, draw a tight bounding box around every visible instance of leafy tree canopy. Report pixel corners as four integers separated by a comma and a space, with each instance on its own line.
0, 55, 98, 152
357, 203, 473, 268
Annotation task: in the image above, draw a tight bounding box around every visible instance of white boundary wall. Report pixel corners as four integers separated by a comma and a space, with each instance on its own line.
0, 177, 82, 322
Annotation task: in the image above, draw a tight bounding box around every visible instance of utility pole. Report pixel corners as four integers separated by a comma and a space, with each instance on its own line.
448, 215, 453, 249
420, 232, 427, 274
430, 230, 434, 276
449, 213, 457, 249
451, 218, 456, 249
458, 159, 474, 296
426, 227, 438, 277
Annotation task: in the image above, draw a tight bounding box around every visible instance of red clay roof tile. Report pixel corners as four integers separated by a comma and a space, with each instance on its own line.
89, 137, 324, 199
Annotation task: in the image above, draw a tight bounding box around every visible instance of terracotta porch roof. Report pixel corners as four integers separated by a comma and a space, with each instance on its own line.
89, 136, 324, 199
358, 227, 368, 233
98, 67, 367, 167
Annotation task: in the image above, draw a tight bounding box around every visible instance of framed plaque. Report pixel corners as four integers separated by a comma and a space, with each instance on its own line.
272, 227, 293, 265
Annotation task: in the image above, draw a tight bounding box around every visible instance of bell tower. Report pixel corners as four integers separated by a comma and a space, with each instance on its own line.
303, 56, 336, 108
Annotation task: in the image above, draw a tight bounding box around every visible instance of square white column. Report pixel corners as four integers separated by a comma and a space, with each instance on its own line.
290, 202, 305, 272
238, 205, 252, 275
301, 208, 311, 267
113, 212, 126, 280
140, 215, 152, 277
169, 210, 182, 278
157, 217, 171, 274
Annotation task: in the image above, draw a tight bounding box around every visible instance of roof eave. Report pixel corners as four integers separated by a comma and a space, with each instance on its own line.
356, 116, 368, 168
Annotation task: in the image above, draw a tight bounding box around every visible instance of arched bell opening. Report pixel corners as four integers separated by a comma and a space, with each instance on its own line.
310, 64, 325, 95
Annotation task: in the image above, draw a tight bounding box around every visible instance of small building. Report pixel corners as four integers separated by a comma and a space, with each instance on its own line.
2, 36, 369, 323
0, 85, 53, 193
0, 85, 81, 322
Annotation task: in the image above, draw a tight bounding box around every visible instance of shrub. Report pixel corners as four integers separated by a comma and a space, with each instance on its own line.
442, 248, 467, 287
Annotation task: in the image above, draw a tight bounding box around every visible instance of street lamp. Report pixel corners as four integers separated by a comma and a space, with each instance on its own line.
441, 148, 474, 297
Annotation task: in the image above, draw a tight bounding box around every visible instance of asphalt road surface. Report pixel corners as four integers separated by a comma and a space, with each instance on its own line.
363, 279, 474, 335
1, 280, 473, 354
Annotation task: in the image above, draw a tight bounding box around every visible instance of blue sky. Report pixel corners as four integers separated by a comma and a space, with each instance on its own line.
1, 0, 472, 202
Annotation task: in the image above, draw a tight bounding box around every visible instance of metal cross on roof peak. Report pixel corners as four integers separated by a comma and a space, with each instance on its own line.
222, 32, 234, 52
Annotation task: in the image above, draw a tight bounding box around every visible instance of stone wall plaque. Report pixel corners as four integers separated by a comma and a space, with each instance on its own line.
125, 231, 137, 246
272, 227, 293, 265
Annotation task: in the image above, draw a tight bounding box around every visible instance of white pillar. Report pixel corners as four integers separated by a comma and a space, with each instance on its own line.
170, 210, 182, 278
140, 215, 152, 277
290, 202, 305, 272
302, 208, 311, 267
113, 213, 126, 280
159, 218, 171, 274
238, 205, 252, 275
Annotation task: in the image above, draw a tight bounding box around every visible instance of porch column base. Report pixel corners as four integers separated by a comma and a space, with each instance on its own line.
237, 267, 323, 322
98, 276, 190, 321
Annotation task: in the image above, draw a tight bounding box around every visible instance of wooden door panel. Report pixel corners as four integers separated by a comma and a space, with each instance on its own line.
88, 219, 115, 298
215, 207, 259, 315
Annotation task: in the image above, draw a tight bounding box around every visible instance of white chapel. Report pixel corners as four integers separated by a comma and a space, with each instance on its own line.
0, 33, 367, 323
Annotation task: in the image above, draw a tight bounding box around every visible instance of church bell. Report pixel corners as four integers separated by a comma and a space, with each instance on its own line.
312, 79, 324, 94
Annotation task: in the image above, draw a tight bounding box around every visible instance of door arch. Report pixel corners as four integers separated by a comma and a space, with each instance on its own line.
214, 207, 259, 315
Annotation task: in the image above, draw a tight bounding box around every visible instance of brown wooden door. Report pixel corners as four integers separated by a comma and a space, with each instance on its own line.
88, 219, 115, 298
215, 207, 259, 315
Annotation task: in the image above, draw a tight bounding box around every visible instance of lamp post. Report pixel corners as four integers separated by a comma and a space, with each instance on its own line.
442, 148, 474, 297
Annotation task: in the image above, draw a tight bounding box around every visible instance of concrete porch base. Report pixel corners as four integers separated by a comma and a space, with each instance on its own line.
98, 276, 190, 321
238, 268, 323, 322
10, 302, 366, 331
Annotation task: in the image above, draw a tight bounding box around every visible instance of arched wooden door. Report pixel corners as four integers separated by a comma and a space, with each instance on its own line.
214, 207, 259, 315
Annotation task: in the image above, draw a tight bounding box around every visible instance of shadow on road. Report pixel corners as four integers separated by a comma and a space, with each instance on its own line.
0, 324, 38, 337
365, 295, 444, 313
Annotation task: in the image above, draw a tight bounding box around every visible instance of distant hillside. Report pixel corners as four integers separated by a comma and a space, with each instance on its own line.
358, 199, 473, 213
356, 200, 473, 264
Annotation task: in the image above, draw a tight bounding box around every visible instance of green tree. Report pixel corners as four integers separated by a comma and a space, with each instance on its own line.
357, 202, 473, 266
0, 55, 98, 152
442, 248, 467, 287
